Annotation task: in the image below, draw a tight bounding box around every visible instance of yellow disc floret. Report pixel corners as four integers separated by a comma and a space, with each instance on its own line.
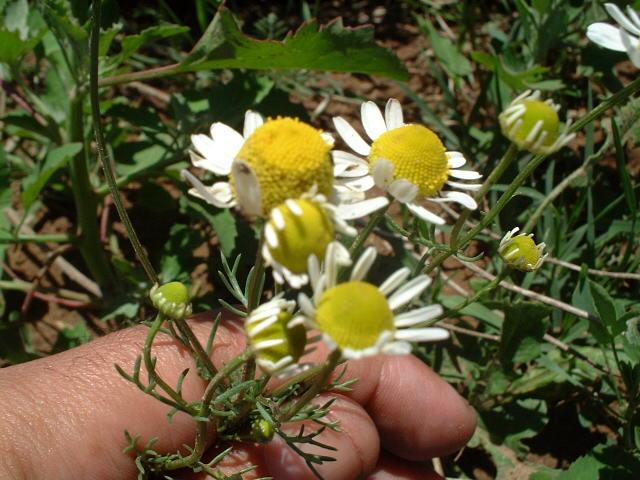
499, 235, 543, 272
267, 199, 334, 274
233, 117, 334, 215
316, 281, 394, 352
369, 124, 449, 197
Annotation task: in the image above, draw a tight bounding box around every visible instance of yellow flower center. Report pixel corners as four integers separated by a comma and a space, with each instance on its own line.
233, 117, 334, 215
268, 199, 334, 274
500, 236, 541, 271
316, 281, 394, 352
368, 124, 449, 197
507, 100, 560, 149
246, 310, 307, 371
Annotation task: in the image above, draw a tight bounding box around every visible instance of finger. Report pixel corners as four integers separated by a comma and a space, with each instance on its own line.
195, 394, 379, 480
0, 312, 244, 480
366, 451, 443, 480
330, 354, 476, 461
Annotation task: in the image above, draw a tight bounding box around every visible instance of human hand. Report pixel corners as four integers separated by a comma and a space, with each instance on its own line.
0, 312, 475, 479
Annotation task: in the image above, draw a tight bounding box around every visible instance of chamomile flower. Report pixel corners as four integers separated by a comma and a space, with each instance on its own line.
183, 111, 343, 217
149, 282, 192, 320
499, 90, 575, 155
587, 3, 640, 68
296, 243, 449, 360
498, 227, 547, 272
263, 189, 389, 287
332, 98, 482, 225
245, 296, 308, 375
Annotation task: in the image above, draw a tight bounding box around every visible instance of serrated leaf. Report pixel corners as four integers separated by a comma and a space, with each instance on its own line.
556, 444, 640, 480
113, 23, 190, 65
179, 8, 408, 80
416, 16, 472, 78
21, 142, 82, 209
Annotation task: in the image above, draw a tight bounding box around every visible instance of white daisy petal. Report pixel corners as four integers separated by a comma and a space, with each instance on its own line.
321, 131, 335, 146
332, 150, 370, 178
361, 101, 388, 141
298, 293, 316, 317
445, 151, 467, 169
378, 267, 411, 296
388, 179, 419, 203
446, 180, 482, 191
628, 6, 640, 30
350, 247, 377, 281
382, 341, 412, 355
334, 175, 375, 193
371, 159, 394, 188
243, 110, 264, 138
333, 116, 371, 156
431, 191, 478, 210
406, 203, 446, 225
231, 160, 262, 216
210, 122, 245, 158
395, 327, 449, 342
387, 275, 432, 310
586, 22, 627, 51
605, 3, 640, 35
620, 29, 640, 67
394, 305, 443, 327
188, 150, 233, 176
384, 98, 404, 130
336, 196, 389, 220
182, 170, 235, 208
449, 169, 482, 180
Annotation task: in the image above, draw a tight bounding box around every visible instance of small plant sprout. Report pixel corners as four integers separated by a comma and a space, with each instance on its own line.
499, 90, 576, 155
587, 3, 640, 68
149, 281, 193, 320
245, 296, 309, 375
262, 190, 389, 287
332, 98, 482, 225
498, 227, 548, 272
183, 111, 360, 218
296, 243, 448, 359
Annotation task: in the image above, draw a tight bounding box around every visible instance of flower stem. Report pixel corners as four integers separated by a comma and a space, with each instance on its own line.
449, 143, 519, 246
68, 92, 115, 289
349, 201, 391, 258
280, 349, 341, 422
424, 76, 640, 275
90, 0, 158, 285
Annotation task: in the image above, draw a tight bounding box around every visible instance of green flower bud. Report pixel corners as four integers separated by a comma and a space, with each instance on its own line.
150, 282, 192, 320
499, 228, 547, 272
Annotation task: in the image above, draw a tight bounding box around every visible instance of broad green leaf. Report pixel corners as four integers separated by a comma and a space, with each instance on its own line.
0, 28, 43, 63
556, 444, 640, 480
440, 295, 503, 330
179, 8, 408, 80
52, 322, 92, 353
500, 302, 549, 365
416, 16, 472, 78
21, 142, 82, 210
113, 23, 190, 65
5, 0, 29, 36
589, 279, 624, 336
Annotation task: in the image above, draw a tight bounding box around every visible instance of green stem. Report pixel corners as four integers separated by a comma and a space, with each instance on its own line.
173, 317, 218, 379
68, 92, 115, 289
280, 349, 341, 422
424, 76, 640, 275
449, 143, 519, 246
161, 348, 252, 471
90, 0, 158, 285
429, 269, 509, 327
98, 63, 182, 88
143, 314, 196, 413
349, 202, 390, 258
